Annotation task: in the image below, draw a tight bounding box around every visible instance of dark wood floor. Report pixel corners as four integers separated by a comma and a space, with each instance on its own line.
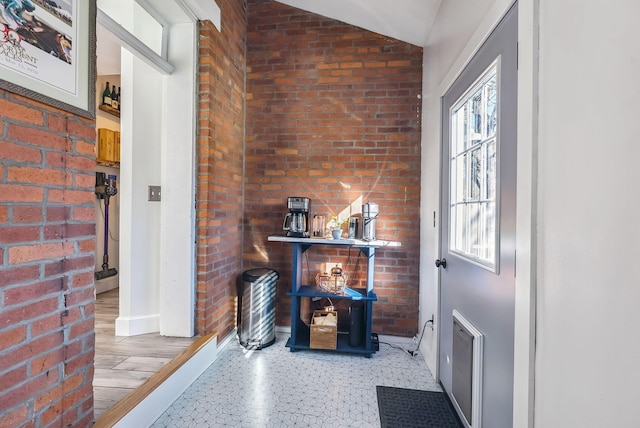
94, 288, 196, 419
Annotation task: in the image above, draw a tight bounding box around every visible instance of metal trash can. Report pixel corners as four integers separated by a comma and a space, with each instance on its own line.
238, 268, 279, 349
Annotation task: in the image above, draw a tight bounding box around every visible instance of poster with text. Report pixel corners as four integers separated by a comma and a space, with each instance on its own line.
0, 0, 76, 95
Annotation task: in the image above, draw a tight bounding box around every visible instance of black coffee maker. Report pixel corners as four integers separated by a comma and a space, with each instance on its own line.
283, 197, 310, 238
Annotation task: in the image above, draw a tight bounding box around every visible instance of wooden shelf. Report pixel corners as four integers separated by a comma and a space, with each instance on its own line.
99, 104, 121, 118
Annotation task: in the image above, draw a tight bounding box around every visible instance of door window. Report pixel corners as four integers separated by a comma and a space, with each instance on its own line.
449, 62, 499, 271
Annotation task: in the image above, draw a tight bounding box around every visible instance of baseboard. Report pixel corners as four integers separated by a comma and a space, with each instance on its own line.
115, 313, 160, 336
95, 275, 119, 294
93, 331, 223, 428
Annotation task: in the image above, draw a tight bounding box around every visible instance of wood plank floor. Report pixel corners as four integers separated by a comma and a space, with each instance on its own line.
94, 288, 197, 419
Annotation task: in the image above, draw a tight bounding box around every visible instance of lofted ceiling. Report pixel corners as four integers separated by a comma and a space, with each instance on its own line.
97, 0, 440, 75
275, 0, 441, 47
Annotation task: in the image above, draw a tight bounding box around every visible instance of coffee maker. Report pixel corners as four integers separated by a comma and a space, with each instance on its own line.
283, 197, 310, 238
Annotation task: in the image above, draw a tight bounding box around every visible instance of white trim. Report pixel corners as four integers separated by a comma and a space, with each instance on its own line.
115, 314, 160, 336
113, 332, 231, 428
135, 0, 171, 60
513, 0, 538, 427
175, 0, 221, 31
97, 9, 175, 75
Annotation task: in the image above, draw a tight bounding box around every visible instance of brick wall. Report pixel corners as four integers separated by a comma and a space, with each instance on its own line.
0, 93, 96, 427
195, 0, 247, 336
245, 0, 423, 336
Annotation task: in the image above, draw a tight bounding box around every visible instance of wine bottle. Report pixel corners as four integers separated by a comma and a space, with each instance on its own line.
116, 87, 121, 111
102, 82, 111, 106
110, 85, 118, 109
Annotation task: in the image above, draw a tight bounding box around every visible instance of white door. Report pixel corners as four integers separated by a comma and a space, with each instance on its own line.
438, 4, 518, 428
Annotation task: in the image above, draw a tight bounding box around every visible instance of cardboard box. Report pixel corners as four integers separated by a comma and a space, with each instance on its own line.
310, 310, 337, 350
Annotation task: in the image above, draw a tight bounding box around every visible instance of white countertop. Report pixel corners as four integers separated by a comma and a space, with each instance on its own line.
268, 235, 401, 247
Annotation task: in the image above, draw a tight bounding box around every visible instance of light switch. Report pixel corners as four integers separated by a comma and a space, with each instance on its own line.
148, 185, 161, 201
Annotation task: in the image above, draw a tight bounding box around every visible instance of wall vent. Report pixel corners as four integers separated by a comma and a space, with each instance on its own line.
452, 310, 484, 428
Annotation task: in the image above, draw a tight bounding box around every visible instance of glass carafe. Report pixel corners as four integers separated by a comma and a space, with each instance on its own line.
312, 215, 325, 237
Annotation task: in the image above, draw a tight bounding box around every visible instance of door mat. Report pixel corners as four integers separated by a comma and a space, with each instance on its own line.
376, 386, 463, 428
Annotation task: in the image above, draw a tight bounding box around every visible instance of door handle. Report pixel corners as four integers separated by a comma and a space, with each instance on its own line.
435, 258, 447, 268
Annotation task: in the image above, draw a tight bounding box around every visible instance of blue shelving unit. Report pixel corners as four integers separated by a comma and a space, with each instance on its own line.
268, 236, 400, 357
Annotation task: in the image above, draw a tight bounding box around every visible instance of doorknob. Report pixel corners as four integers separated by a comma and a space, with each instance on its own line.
435, 258, 447, 268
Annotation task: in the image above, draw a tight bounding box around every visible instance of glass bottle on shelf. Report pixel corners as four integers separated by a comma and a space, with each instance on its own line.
110, 85, 118, 109
116, 87, 121, 111
102, 82, 111, 106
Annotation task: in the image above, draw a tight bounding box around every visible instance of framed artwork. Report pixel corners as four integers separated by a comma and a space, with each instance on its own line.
0, 0, 96, 118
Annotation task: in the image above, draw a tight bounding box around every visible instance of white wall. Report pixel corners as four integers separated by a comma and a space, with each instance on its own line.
534, 1, 640, 426
159, 21, 197, 337
422, 0, 640, 427
116, 49, 163, 335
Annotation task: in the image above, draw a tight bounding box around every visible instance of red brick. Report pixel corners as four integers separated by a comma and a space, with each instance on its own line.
77, 238, 95, 253
0, 141, 42, 163
47, 188, 94, 205
75, 140, 96, 157
0, 297, 59, 331
64, 348, 94, 374
12, 205, 43, 223
67, 119, 96, 142
0, 367, 60, 410
75, 172, 96, 189
72, 206, 95, 222
0, 205, 9, 223
4, 278, 64, 306
30, 347, 64, 374
61, 382, 92, 413
46, 206, 71, 222
243, 0, 421, 337
66, 286, 93, 307
0, 325, 26, 348
7, 166, 67, 186
0, 265, 39, 286
0, 184, 44, 202
31, 313, 63, 337
38, 398, 63, 425
46, 114, 68, 133
0, 405, 28, 428
8, 124, 67, 150
8, 241, 75, 264
45, 152, 95, 173
0, 225, 40, 243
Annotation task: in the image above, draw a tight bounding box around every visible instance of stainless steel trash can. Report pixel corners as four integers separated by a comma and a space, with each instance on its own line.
238, 268, 279, 349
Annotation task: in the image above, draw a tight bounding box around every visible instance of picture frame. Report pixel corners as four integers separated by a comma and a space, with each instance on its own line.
0, 0, 96, 119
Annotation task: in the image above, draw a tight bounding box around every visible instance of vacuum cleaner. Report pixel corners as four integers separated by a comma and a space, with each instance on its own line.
95, 172, 118, 280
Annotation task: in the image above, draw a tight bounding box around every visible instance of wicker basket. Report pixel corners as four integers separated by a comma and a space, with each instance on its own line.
310, 310, 337, 350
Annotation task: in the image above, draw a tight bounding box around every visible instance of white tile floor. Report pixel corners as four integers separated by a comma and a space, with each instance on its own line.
151, 333, 440, 427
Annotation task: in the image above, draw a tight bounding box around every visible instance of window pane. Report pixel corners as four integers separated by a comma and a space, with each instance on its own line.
449, 62, 498, 268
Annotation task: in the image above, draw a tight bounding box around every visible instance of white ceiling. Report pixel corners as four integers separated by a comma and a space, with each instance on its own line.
275, 0, 441, 47
97, 0, 440, 75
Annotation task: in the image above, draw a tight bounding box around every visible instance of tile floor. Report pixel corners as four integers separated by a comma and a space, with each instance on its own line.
151, 334, 440, 427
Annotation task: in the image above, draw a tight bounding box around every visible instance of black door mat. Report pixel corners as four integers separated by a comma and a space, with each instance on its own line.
376, 386, 463, 428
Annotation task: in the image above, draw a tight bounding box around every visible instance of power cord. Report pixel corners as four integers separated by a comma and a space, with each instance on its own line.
380, 317, 435, 357
408, 317, 434, 357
